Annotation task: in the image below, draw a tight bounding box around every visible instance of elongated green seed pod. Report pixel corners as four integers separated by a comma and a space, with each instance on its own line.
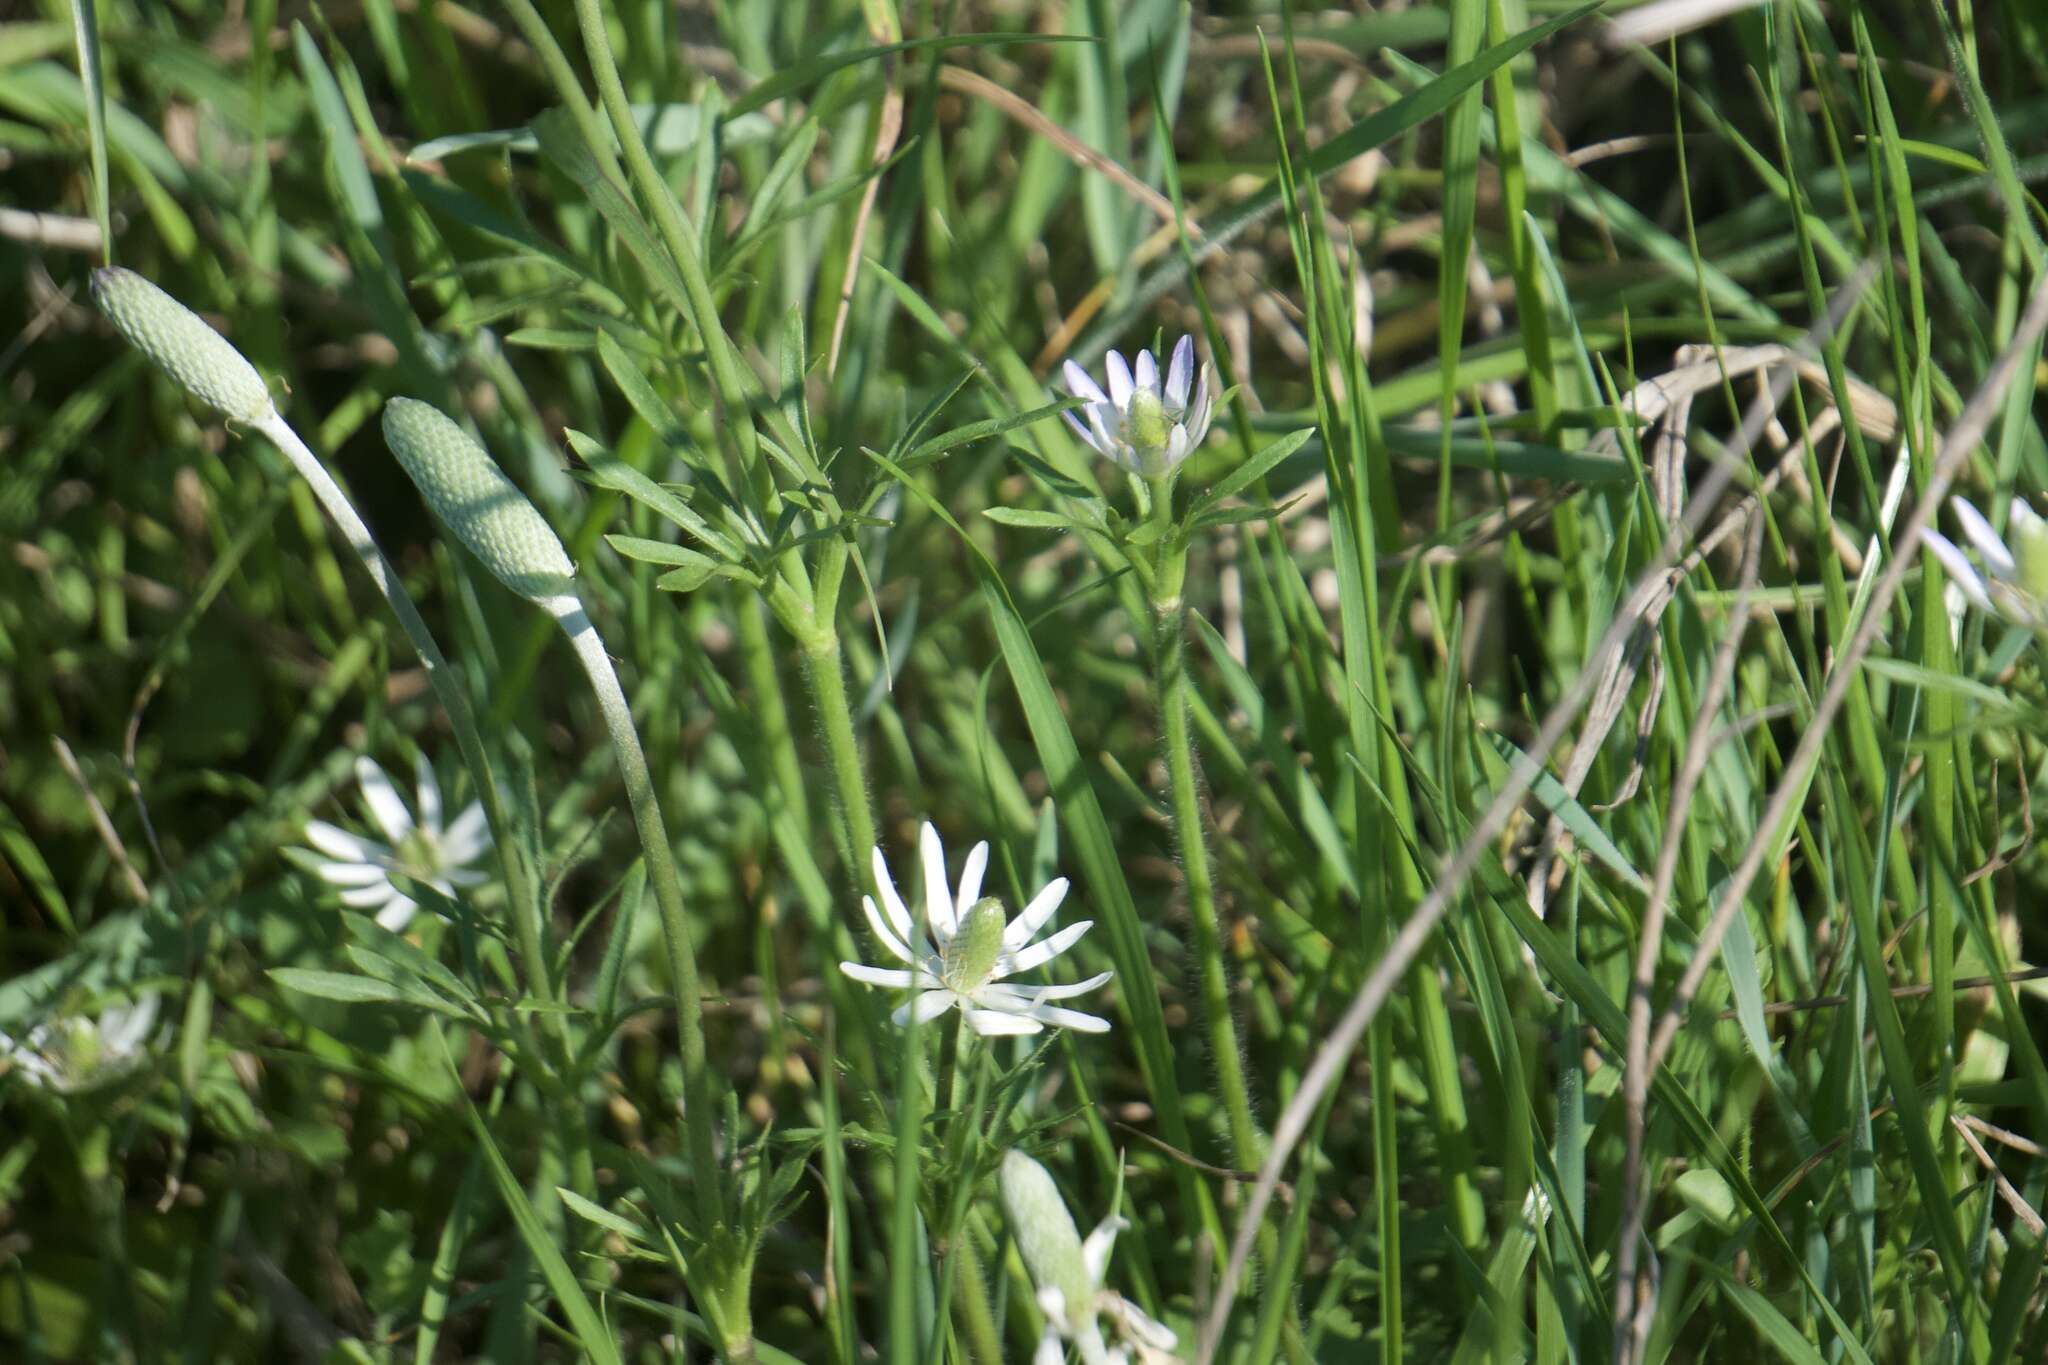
91, 267, 272, 423
381, 398, 576, 603
999, 1150, 1095, 1327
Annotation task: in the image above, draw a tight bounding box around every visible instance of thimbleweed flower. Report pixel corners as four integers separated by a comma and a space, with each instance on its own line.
1060, 335, 1215, 480
297, 755, 489, 932
839, 822, 1113, 1036
1000, 1150, 1179, 1365
91, 267, 274, 423
381, 398, 577, 604
1922, 494, 2048, 630
0, 992, 160, 1093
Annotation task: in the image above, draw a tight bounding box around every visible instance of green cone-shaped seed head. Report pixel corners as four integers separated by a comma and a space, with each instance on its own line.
381, 398, 576, 603
91, 267, 272, 423
999, 1150, 1095, 1327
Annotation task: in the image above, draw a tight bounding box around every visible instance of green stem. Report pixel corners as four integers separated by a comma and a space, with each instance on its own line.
553, 601, 734, 1318
1149, 532, 1263, 1174
738, 594, 812, 845
804, 630, 879, 885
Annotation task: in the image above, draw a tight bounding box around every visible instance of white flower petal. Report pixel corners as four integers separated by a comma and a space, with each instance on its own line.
1186, 366, 1215, 450
1923, 527, 1997, 615
1163, 425, 1188, 471
1022, 1002, 1112, 1033
1104, 350, 1133, 411
998, 919, 1093, 976
1083, 1214, 1127, 1287
441, 803, 491, 864
956, 840, 989, 916
841, 963, 919, 989
1033, 1326, 1066, 1365
375, 895, 421, 932
1951, 496, 2017, 579
872, 845, 917, 947
1063, 407, 1106, 456
966, 1008, 1044, 1036
1114, 1295, 1179, 1351
1062, 359, 1108, 406
354, 757, 416, 846
444, 868, 487, 888
1003, 877, 1070, 952
1005, 970, 1115, 1003
99, 993, 159, 1055
413, 753, 443, 833
921, 822, 958, 942
1134, 347, 1158, 399
303, 820, 386, 864
1165, 336, 1194, 409
1037, 1285, 1073, 1334
893, 990, 958, 1028
862, 895, 918, 964
340, 881, 402, 909
313, 860, 390, 887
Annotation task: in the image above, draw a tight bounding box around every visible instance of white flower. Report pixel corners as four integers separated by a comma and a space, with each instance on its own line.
298, 755, 489, 932
0, 992, 160, 1092
1923, 495, 2048, 630
1061, 336, 1215, 480
1000, 1149, 1179, 1365
839, 822, 1113, 1037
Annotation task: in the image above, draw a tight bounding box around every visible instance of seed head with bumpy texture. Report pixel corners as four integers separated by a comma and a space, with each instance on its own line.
91, 267, 273, 423
380, 398, 576, 604
1000, 1150, 1097, 1332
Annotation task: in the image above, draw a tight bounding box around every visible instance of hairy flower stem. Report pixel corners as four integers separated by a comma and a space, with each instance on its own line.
1149, 529, 1263, 1176
553, 605, 721, 1178
804, 632, 880, 895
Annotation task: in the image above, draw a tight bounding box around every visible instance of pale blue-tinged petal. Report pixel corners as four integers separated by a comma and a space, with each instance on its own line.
1165, 335, 1194, 409
1062, 359, 1108, 405
1134, 348, 1158, 398
1104, 350, 1133, 411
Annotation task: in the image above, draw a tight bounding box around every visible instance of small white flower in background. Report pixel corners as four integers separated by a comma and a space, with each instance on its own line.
1923, 495, 2048, 630
1061, 335, 1215, 480
0, 992, 160, 1092
1000, 1149, 1179, 1365
839, 822, 1113, 1037
298, 755, 489, 932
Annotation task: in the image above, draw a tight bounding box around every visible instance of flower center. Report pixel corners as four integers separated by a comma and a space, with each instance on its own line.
395, 828, 441, 882
944, 898, 1008, 994
1122, 388, 1172, 454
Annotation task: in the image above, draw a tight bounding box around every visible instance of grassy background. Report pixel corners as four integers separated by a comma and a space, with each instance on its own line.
4, 0, 2048, 1361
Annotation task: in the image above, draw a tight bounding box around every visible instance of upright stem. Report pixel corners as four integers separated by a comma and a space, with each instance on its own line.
553, 604, 724, 1231
737, 595, 813, 845
804, 631, 879, 882
1153, 577, 1262, 1174
252, 412, 551, 1003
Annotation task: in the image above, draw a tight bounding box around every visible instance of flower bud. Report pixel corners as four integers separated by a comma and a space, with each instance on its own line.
380, 398, 576, 603
91, 267, 272, 423
999, 1150, 1095, 1330
2009, 499, 2048, 606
